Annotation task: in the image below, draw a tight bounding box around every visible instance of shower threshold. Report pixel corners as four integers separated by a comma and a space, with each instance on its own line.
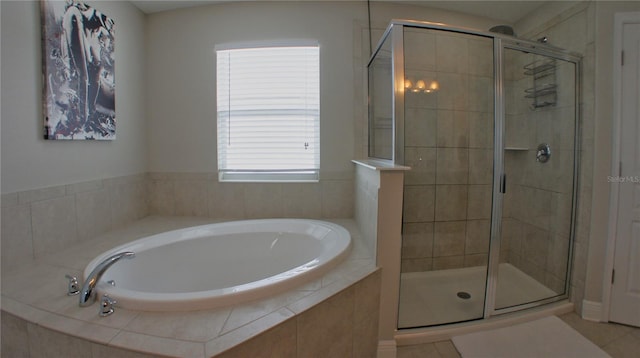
398, 263, 558, 328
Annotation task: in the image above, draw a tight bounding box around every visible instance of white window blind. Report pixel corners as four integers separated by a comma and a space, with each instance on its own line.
216, 45, 320, 182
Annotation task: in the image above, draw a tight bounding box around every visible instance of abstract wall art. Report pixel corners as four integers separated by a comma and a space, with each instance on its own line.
41, 0, 115, 140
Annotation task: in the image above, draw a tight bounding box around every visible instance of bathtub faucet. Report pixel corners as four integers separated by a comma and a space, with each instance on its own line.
79, 251, 135, 307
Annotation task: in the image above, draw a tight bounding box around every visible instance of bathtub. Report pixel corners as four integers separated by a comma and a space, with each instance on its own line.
84, 219, 351, 311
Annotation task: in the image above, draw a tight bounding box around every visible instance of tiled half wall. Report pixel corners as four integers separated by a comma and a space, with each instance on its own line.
1, 173, 354, 273
1, 174, 147, 273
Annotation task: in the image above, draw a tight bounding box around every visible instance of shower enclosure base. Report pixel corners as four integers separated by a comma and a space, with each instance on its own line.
395, 299, 573, 346
399, 263, 558, 328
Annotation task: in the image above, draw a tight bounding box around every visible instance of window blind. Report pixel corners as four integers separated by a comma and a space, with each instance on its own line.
216, 46, 320, 182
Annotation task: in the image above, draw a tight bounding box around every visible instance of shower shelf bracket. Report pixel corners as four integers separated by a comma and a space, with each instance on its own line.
524, 58, 557, 109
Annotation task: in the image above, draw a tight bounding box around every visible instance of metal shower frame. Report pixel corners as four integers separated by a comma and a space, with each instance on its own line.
367, 19, 582, 326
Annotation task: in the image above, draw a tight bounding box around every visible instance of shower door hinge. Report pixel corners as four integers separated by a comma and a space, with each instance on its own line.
612, 269, 616, 284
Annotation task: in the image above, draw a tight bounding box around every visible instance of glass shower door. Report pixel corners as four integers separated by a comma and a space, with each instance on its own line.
495, 47, 577, 310
397, 27, 495, 328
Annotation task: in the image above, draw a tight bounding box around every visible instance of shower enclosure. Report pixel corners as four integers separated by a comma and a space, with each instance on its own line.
368, 20, 580, 328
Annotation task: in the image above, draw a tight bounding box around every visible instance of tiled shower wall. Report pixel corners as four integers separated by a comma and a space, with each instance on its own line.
1, 173, 354, 273
501, 50, 576, 294
401, 29, 494, 272
399, 19, 584, 290
511, 2, 595, 308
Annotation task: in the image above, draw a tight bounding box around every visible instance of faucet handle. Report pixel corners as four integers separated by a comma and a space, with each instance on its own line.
99, 294, 117, 317
65, 274, 80, 296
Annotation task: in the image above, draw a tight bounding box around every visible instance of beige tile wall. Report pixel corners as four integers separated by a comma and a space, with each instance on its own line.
512, 2, 595, 313
400, 15, 583, 295
1, 174, 147, 273
147, 172, 354, 220
401, 29, 494, 272
501, 15, 582, 295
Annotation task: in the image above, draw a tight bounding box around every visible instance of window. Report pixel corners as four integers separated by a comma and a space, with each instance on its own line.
216, 44, 320, 182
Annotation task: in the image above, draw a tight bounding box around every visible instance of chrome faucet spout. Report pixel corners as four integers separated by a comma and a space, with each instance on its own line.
79, 251, 135, 307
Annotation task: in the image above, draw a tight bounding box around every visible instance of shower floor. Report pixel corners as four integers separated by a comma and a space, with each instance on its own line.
398, 263, 558, 328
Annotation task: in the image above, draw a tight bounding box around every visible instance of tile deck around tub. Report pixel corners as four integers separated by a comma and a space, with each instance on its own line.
1, 216, 376, 357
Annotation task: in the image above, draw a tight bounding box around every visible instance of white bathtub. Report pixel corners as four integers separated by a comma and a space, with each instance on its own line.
84, 219, 352, 311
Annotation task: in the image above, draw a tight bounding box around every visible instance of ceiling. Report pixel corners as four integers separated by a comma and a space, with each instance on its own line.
408, 1, 547, 23
131, 0, 223, 14
130, 0, 547, 23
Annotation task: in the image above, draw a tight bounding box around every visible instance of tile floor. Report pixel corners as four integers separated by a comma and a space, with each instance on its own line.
397, 312, 640, 358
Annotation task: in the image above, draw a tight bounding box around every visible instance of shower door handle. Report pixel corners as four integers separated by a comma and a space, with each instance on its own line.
500, 174, 507, 194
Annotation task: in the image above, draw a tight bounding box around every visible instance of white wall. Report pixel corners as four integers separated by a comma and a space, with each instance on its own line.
587, 0, 640, 304
0, 0, 500, 191
1, 0, 147, 194
146, 1, 357, 174
145, 1, 500, 176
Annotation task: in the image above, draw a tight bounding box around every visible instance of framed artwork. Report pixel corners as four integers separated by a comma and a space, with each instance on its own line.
41, 0, 115, 140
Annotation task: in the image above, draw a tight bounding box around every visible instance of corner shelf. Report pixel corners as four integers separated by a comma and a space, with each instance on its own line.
524, 58, 557, 109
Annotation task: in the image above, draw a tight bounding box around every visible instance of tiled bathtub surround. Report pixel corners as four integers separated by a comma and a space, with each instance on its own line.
1, 170, 370, 357
147, 172, 354, 220
1, 216, 379, 358
1, 172, 354, 272
1, 174, 148, 273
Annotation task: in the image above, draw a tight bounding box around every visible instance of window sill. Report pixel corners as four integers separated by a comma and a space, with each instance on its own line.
218, 171, 320, 183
